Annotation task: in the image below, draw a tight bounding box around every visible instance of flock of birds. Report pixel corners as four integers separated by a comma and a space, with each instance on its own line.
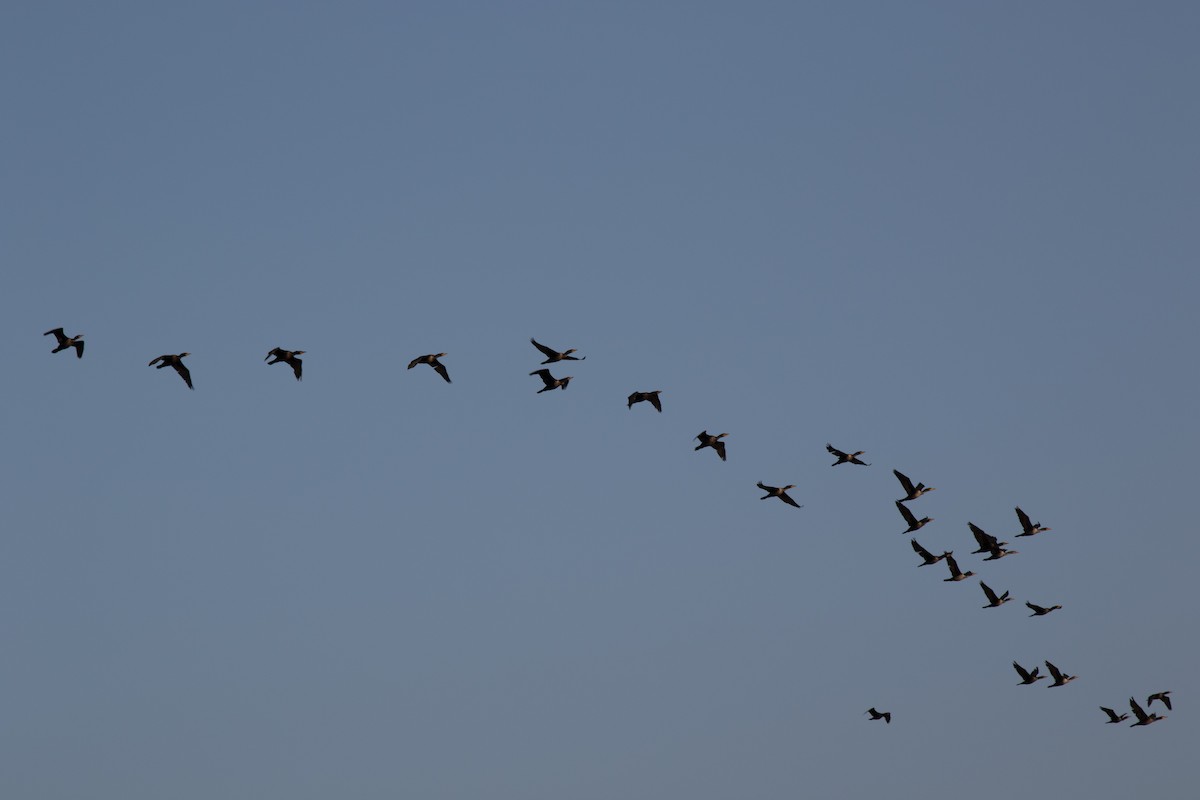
43, 326, 1174, 729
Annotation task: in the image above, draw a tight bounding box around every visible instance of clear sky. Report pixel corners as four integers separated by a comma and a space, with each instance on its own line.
4, 2, 1197, 798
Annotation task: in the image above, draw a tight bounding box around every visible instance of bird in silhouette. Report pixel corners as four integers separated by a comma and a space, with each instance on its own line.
529, 368, 572, 393
942, 553, 974, 581
627, 390, 662, 412
910, 539, 950, 567
148, 353, 193, 389
980, 581, 1012, 608
44, 327, 85, 358
827, 444, 870, 466
408, 353, 450, 383
1014, 506, 1051, 537
530, 337, 585, 364
1012, 661, 1046, 685
1045, 661, 1077, 687
969, 522, 1006, 554
865, 708, 891, 724
757, 482, 802, 508
983, 544, 1019, 561
1147, 691, 1172, 711
896, 501, 933, 533
1025, 602, 1062, 617
1129, 696, 1165, 727
695, 431, 729, 461
1100, 706, 1129, 724
265, 348, 305, 381
893, 469, 935, 502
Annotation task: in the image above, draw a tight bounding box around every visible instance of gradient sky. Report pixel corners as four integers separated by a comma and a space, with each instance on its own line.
4, 3, 1198, 798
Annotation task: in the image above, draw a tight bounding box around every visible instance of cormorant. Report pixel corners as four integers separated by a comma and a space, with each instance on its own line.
1014, 506, 1051, 537
1012, 661, 1045, 685
1045, 660, 1077, 687
44, 328, 84, 358
530, 337, 585, 364
893, 469, 935, 502
827, 444, 870, 466
695, 431, 728, 461
627, 390, 662, 412
980, 581, 1011, 608
910, 539, 950, 567
148, 353, 193, 389
757, 482, 802, 508
896, 501, 933, 533
1025, 602, 1062, 617
865, 708, 891, 724
408, 353, 450, 383
529, 368, 572, 393
266, 347, 304, 381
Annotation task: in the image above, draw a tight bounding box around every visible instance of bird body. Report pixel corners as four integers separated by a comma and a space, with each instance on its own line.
44, 327, 84, 358
529, 368, 572, 393
757, 482, 802, 508
695, 431, 729, 461
530, 337, 585, 364
865, 707, 891, 724
627, 390, 662, 412
827, 444, 870, 466
408, 353, 450, 383
148, 353, 193, 389
266, 347, 305, 381
893, 469, 935, 501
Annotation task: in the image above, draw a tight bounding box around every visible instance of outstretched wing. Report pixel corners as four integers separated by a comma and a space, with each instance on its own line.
779, 491, 802, 508
1015, 506, 1033, 532
896, 501, 918, 527
174, 361, 194, 390
433, 361, 451, 383
1129, 697, 1148, 722
827, 444, 848, 459
530, 337, 559, 359
713, 440, 727, 461
980, 581, 1000, 604
969, 523, 996, 550
648, 392, 662, 412
73, 340, 84, 358
893, 469, 915, 494
1013, 661, 1032, 681
910, 538, 934, 560
407, 356, 423, 370
1045, 661, 1064, 682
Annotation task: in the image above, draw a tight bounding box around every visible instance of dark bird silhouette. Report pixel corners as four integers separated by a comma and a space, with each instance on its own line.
1013, 661, 1046, 685
1025, 602, 1062, 617
757, 482, 802, 508
44, 327, 84, 358
980, 581, 1012, 608
969, 522, 1006, 554
827, 444, 870, 466
893, 469, 935, 502
896, 501, 933, 533
1045, 660, 1077, 687
1147, 691, 1172, 711
1014, 506, 1051, 537
983, 544, 1019, 561
148, 353, 193, 389
529, 368, 572, 393
627, 390, 662, 412
1100, 706, 1129, 724
695, 431, 729, 461
530, 337, 585, 364
1129, 696, 1165, 727
942, 553, 974, 582
911, 538, 951, 567
408, 353, 450, 383
865, 708, 891, 724
265, 347, 305, 381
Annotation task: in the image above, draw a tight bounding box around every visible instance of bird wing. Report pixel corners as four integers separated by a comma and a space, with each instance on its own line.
1026, 602, 1046, 614
883, 712, 891, 723
980, 582, 999, 604
627, 392, 639, 408
827, 444, 848, 459
174, 361, 193, 389
969, 523, 996, 549
1045, 661, 1064, 682
45, 327, 67, 344
148, 355, 164, 366
74, 340, 84, 358
433, 361, 451, 383
266, 347, 283, 361
756, 482, 771, 492
1015, 506, 1033, 533
910, 539, 934, 560
530, 337, 559, 359
944, 554, 961, 575
896, 501, 918, 526
1129, 697, 1148, 721
407, 356, 423, 370
779, 491, 802, 508
291, 357, 302, 380
530, 368, 554, 385
713, 440, 727, 461
648, 393, 662, 412
1101, 707, 1119, 722
1013, 661, 1032, 681
893, 470, 915, 494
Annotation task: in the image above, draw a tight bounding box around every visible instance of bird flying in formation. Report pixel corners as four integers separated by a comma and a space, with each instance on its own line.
893, 469, 935, 502
979, 581, 1011, 608
148, 353, 193, 389
45, 328, 84, 358
942, 553, 974, 582
265, 348, 305, 381
910, 538, 950, 567
1014, 506, 1051, 537
530, 337, 585, 364
695, 431, 729, 461
1025, 602, 1062, 617
1100, 706, 1129, 724
1045, 660, 1077, 687
757, 482, 802, 508
627, 390, 662, 412
1129, 696, 1165, 727
827, 444, 870, 466
529, 368, 572, 393
408, 353, 451, 383
1013, 661, 1046, 685
1147, 691, 1172, 711
896, 500, 933, 533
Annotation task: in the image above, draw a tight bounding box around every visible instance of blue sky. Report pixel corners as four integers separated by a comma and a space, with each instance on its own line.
4, 2, 1198, 798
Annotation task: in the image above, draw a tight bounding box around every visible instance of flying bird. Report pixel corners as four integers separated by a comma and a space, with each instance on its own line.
1147, 691, 1172, 711
1129, 696, 1165, 727
148, 353, 193, 389
979, 581, 1012, 608
44, 327, 84, 358
1012, 661, 1046, 685
896, 501, 933, 533
529, 368, 572, 393
408, 353, 451, 383
1045, 660, 1077, 687
627, 390, 662, 412
942, 553, 974, 582
910, 539, 950, 567
1014, 506, 1051, 537
893, 469, 935, 502
695, 431, 729, 461
530, 337, 585, 364
1100, 706, 1129, 724
265, 347, 305, 381
865, 708, 891, 724
1025, 602, 1062, 617
827, 444, 870, 466
757, 482, 802, 508
969, 522, 1006, 554
983, 544, 1019, 561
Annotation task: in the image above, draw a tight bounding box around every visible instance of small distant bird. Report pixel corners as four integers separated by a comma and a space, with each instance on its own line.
695, 431, 729, 461
910, 538, 951, 567
408, 353, 450, 383
942, 553, 974, 582
827, 444, 870, 466
1025, 602, 1062, 617
980, 581, 1012, 608
893, 469, 935, 502
896, 500, 933, 533
148, 353, 193, 389
969, 522, 1006, 554
1045, 660, 1077, 687
265, 347, 305, 381
530, 337, 585, 364
1129, 696, 1165, 727
44, 327, 84, 358
627, 390, 662, 412
1100, 706, 1129, 724
865, 708, 891, 724
1147, 691, 1173, 711
529, 368, 572, 393
1012, 661, 1046, 685
983, 544, 1019, 561
1014, 506, 1051, 537
757, 482, 802, 508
